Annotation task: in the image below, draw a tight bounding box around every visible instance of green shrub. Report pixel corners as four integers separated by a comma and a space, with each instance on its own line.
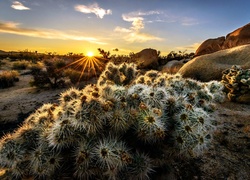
0, 70, 19, 88
0, 63, 226, 179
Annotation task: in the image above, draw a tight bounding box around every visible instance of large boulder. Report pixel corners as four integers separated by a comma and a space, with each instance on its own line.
223, 23, 250, 49
195, 23, 250, 56
195, 37, 225, 56
134, 48, 159, 68
178, 44, 250, 82
161, 60, 186, 74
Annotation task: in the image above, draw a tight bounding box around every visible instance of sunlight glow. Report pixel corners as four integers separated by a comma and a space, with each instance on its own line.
61, 55, 107, 84
87, 51, 94, 57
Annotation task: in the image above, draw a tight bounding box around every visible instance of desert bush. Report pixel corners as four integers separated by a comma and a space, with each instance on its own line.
29, 61, 45, 72
158, 51, 194, 66
0, 70, 19, 88
30, 58, 66, 89
0, 62, 226, 179
109, 54, 135, 65
0, 60, 6, 69
12, 60, 31, 70
64, 68, 89, 84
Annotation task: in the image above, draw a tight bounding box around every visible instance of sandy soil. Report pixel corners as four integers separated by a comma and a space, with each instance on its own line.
0, 73, 250, 179
0, 74, 68, 135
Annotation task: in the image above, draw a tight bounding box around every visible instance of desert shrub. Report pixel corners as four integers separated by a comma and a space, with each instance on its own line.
12, 60, 31, 70
30, 58, 66, 88
0, 63, 226, 179
0, 70, 19, 88
109, 54, 135, 65
64, 68, 89, 84
29, 61, 45, 72
0, 60, 6, 69
158, 51, 194, 66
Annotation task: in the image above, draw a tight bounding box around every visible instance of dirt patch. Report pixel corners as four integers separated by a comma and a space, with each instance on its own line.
0, 73, 97, 136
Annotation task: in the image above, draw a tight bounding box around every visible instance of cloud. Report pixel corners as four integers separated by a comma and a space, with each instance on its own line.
11, 1, 30, 10
114, 10, 164, 43
114, 26, 132, 33
0, 21, 107, 45
75, 3, 112, 19
125, 32, 163, 43
180, 17, 199, 26
122, 15, 144, 31
143, 11, 199, 26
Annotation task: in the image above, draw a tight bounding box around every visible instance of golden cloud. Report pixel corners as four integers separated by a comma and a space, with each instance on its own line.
0, 21, 107, 45
114, 11, 164, 43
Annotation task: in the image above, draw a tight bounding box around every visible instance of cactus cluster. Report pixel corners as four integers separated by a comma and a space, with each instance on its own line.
222, 65, 250, 102
0, 62, 226, 179
97, 62, 137, 87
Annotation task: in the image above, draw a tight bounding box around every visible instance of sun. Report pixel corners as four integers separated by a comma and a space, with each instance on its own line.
87, 51, 94, 57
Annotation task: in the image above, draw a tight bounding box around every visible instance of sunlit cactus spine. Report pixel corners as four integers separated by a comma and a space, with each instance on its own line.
118, 62, 138, 85
143, 70, 160, 86
73, 140, 96, 179
59, 87, 82, 106
171, 107, 213, 156
136, 108, 166, 143
0, 62, 226, 179
0, 134, 25, 168
205, 80, 226, 103
140, 86, 168, 109
29, 143, 61, 179
97, 62, 137, 87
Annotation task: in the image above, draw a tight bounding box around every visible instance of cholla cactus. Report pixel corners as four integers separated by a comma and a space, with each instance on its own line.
221, 65, 250, 102
97, 62, 137, 87
0, 63, 226, 179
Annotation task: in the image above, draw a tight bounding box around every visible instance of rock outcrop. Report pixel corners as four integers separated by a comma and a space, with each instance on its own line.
178, 44, 250, 82
195, 23, 250, 56
195, 37, 225, 56
223, 23, 250, 49
134, 48, 159, 68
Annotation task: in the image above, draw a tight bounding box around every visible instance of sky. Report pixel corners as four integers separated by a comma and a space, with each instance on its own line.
0, 0, 250, 56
